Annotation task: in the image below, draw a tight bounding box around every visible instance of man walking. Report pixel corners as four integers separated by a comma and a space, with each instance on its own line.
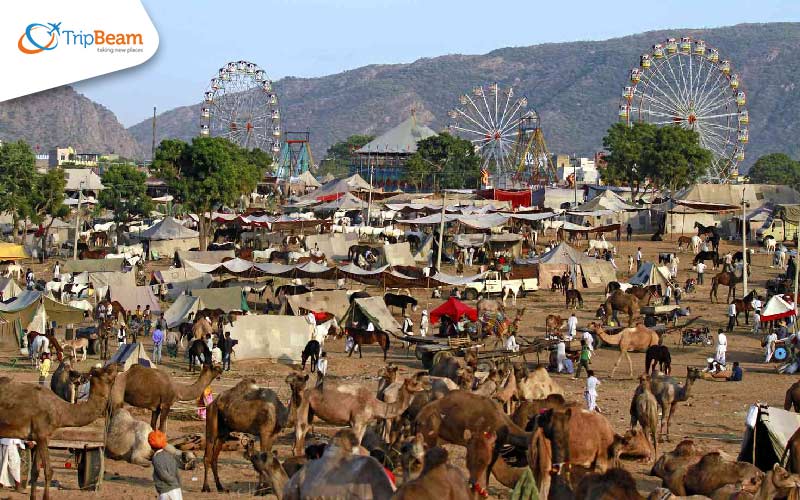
626, 224, 633, 242
715, 328, 728, 366
220, 332, 236, 371
585, 370, 600, 412
143, 305, 153, 338
152, 325, 164, 365
567, 312, 578, 339
636, 247, 642, 270
696, 261, 706, 285
726, 301, 737, 333
573, 340, 591, 379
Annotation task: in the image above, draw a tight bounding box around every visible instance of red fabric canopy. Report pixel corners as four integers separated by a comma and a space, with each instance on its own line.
316, 192, 344, 202
429, 297, 478, 325
478, 189, 532, 208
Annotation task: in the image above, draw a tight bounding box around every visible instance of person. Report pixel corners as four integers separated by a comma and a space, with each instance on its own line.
159, 282, 168, 301
419, 310, 429, 337
38, 353, 51, 386
467, 246, 475, 267
0, 438, 26, 491
562, 356, 574, 375
726, 301, 737, 333
663, 284, 672, 306
220, 332, 236, 371
715, 329, 728, 365
556, 338, 567, 373
696, 261, 706, 285
401, 314, 413, 336
96, 302, 106, 323
585, 370, 600, 412
704, 357, 726, 374
567, 313, 578, 339
152, 325, 164, 364
752, 295, 763, 315
505, 332, 519, 352
316, 351, 327, 386
211, 343, 222, 365
674, 286, 682, 306
628, 255, 634, 274
143, 306, 153, 338
205, 333, 213, 353
135, 305, 142, 320
166, 329, 179, 359
764, 330, 778, 363
752, 310, 761, 335
727, 361, 743, 382
581, 329, 594, 352
573, 340, 591, 379
197, 386, 213, 420
25, 268, 34, 290
149, 430, 183, 500
670, 259, 679, 280
53, 261, 60, 281
636, 247, 642, 271
626, 224, 633, 241
305, 310, 317, 333
789, 256, 797, 280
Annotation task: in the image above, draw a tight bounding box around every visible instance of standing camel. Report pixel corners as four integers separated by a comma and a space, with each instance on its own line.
630, 374, 659, 460
784, 379, 800, 412
603, 290, 640, 327
638, 367, 701, 442
0, 364, 119, 500
710, 270, 744, 303
294, 373, 430, 455
202, 375, 305, 494
112, 363, 223, 432
589, 322, 660, 378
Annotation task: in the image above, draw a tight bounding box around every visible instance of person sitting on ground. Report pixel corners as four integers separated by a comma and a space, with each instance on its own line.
727, 361, 743, 382
504, 332, 519, 352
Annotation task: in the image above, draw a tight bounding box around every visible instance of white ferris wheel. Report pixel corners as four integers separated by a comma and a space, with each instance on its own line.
200, 60, 281, 155
618, 37, 749, 182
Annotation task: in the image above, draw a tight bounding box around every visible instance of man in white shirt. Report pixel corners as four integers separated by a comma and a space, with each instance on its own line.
504, 334, 519, 352
636, 248, 643, 270
585, 370, 600, 412
556, 339, 567, 373
0, 438, 25, 491
752, 296, 762, 314
316, 352, 328, 386
715, 329, 728, 365
467, 247, 474, 267
663, 284, 672, 305
581, 330, 594, 351
765, 331, 778, 363
696, 261, 706, 285
567, 313, 578, 339
726, 302, 737, 332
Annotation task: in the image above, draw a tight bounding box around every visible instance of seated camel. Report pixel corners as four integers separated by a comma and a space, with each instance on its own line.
590, 322, 660, 378
106, 408, 196, 469
393, 447, 472, 500
283, 429, 395, 499
514, 365, 565, 401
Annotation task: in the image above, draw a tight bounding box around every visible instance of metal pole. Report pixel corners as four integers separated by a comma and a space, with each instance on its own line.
436, 191, 447, 272
365, 163, 374, 227
573, 155, 577, 207
795, 232, 800, 329
72, 183, 84, 259
741, 188, 748, 296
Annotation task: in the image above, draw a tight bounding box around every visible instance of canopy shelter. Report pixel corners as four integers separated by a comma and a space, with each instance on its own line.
302, 174, 372, 201
163, 295, 200, 328
534, 242, 616, 290
760, 295, 796, 324
109, 285, 161, 314
0, 243, 28, 261
191, 287, 249, 313
304, 233, 352, 261
225, 314, 309, 363
342, 297, 401, 334
379, 242, 415, 267
292, 170, 322, 188
286, 291, 351, 318
177, 250, 235, 266
63, 258, 125, 274
105, 342, 151, 371
152, 268, 212, 300
136, 216, 199, 259
0, 290, 84, 333
0, 277, 23, 300
739, 404, 800, 471
429, 297, 477, 325
629, 262, 672, 289
88, 271, 136, 300
570, 189, 640, 213
313, 192, 367, 211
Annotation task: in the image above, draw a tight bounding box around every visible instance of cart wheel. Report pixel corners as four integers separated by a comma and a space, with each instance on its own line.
775, 347, 788, 361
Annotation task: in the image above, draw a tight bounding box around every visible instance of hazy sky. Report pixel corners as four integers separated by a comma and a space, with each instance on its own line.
74, 0, 800, 126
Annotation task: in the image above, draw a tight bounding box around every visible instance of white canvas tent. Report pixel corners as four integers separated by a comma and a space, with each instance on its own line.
163, 295, 201, 328
380, 242, 415, 267
153, 268, 212, 299
225, 315, 309, 363
344, 297, 401, 334
286, 291, 351, 318
739, 404, 800, 471
0, 277, 22, 300
137, 217, 199, 259
89, 271, 136, 299
109, 285, 161, 313
191, 287, 248, 312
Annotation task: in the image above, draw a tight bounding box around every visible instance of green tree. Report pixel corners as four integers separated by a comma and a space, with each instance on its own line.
405, 133, 480, 191
643, 126, 712, 192
0, 141, 37, 242
747, 153, 800, 188
152, 137, 266, 250
601, 122, 656, 202
99, 164, 153, 238
318, 135, 375, 178
29, 168, 69, 258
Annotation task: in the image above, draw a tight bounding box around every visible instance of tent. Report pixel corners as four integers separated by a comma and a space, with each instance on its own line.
137, 217, 199, 259
761, 295, 796, 323
109, 285, 161, 314
380, 242, 415, 267
191, 287, 249, 312
63, 258, 125, 274
629, 262, 672, 289
314, 192, 367, 211
429, 298, 477, 325
163, 295, 200, 328
177, 250, 235, 266
413, 233, 434, 264
153, 268, 212, 299
580, 260, 618, 288
0, 290, 84, 332
343, 297, 401, 334
293, 170, 321, 188
88, 271, 136, 299
0, 243, 28, 261
225, 314, 309, 363
0, 277, 23, 300
304, 233, 351, 261
305, 174, 373, 200
105, 342, 152, 371
739, 404, 800, 471
286, 291, 351, 318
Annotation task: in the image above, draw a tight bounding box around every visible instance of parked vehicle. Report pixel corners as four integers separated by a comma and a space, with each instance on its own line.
462, 270, 538, 300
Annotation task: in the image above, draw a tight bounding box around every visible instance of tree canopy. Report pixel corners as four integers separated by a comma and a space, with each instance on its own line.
318, 135, 374, 178
404, 133, 480, 191
152, 137, 268, 249
99, 163, 153, 228
601, 122, 711, 200
0, 140, 37, 240
747, 153, 800, 189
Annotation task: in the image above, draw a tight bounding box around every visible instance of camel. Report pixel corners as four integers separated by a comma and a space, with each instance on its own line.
395, 446, 472, 500
651, 440, 729, 493
545, 314, 567, 335
283, 429, 395, 499
0, 364, 119, 500
105, 408, 196, 468
428, 348, 478, 382
604, 289, 641, 327
400, 433, 426, 482
575, 468, 646, 500
630, 374, 659, 460
293, 373, 430, 455
681, 452, 763, 496
112, 363, 223, 432
202, 377, 294, 493
50, 358, 84, 403
590, 322, 660, 377
638, 367, 701, 442
376, 363, 399, 400
515, 365, 566, 401
784, 379, 800, 413
245, 441, 290, 498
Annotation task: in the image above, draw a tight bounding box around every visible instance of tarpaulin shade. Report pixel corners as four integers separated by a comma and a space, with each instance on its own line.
429, 297, 477, 324
0, 243, 28, 261
760, 295, 796, 323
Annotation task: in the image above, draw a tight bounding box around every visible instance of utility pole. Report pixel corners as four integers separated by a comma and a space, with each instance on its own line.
151, 106, 157, 160
573, 154, 578, 207
365, 162, 374, 227
72, 181, 85, 259
741, 188, 748, 296
436, 190, 447, 272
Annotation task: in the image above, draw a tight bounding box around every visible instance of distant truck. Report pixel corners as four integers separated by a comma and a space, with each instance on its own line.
758, 203, 800, 243
462, 270, 538, 300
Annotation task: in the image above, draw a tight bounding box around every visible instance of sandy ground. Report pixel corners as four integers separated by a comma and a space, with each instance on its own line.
0, 235, 792, 498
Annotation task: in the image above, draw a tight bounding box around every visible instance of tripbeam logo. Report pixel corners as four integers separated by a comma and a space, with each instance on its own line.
18, 21, 144, 55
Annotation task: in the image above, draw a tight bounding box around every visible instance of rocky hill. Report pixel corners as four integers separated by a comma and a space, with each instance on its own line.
0, 86, 142, 158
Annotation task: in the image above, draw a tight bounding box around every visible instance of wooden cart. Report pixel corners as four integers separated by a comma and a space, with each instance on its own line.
23, 440, 105, 492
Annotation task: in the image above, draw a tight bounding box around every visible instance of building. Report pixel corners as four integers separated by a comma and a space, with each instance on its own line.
350, 114, 437, 190
555, 156, 599, 185
48, 146, 100, 168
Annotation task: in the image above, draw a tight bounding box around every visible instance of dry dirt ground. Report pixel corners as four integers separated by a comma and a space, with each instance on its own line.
0, 235, 793, 499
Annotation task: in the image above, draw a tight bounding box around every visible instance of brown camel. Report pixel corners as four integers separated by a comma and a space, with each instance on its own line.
682, 452, 763, 496
575, 468, 646, 500
429, 348, 478, 382
112, 363, 223, 432
0, 364, 119, 500
283, 429, 395, 499
782, 424, 800, 475
393, 446, 472, 500
603, 289, 641, 327
546, 314, 567, 335
590, 322, 660, 378
244, 441, 290, 498
202, 376, 298, 493
650, 441, 752, 496
639, 367, 701, 442
293, 373, 429, 455
514, 365, 565, 401
783, 379, 800, 412
630, 374, 659, 460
